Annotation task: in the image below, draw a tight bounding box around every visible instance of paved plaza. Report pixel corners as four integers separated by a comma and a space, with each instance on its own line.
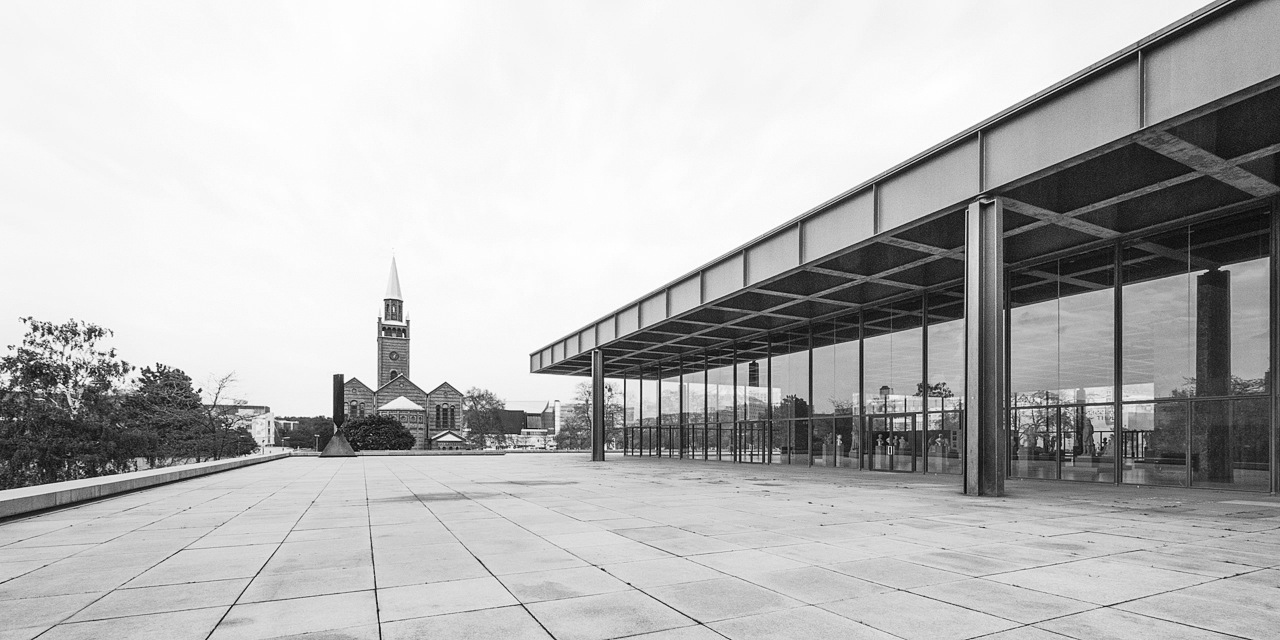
1, 454, 1279, 640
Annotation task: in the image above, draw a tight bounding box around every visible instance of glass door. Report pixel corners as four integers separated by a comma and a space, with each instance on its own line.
867, 413, 919, 472
734, 420, 766, 463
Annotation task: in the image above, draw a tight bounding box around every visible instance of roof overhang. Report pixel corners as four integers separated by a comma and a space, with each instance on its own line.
531, 0, 1280, 378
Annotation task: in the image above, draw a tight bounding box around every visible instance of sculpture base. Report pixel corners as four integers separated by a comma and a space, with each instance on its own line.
319, 432, 357, 457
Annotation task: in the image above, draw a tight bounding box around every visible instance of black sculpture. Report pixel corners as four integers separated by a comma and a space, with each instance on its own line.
320, 373, 356, 457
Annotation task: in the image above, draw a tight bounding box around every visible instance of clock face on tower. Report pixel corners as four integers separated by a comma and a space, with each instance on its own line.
389, 351, 400, 361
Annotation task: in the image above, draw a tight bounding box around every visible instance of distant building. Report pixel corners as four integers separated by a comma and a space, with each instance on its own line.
498, 400, 561, 449
205, 404, 284, 448
343, 258, 465, 449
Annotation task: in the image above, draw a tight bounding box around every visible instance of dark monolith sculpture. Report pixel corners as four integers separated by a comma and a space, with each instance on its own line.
320, 373, 357, 457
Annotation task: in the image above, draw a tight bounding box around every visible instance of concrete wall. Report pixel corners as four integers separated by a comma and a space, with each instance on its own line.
0, 453, 290, 519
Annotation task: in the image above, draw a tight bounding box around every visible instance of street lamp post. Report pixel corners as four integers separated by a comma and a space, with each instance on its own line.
314, 434, 319, 451
879, 385, 892, 414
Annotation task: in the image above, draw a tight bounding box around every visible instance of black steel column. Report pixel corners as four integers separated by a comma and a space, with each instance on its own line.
921, 293, 930, 474
732, 345, 739, 463
964, 198, 1006, 496
591, 349, 605, 462
1114, 241, 1124, 485
1271, 198, 1279, 495
858, 312, 865, 470
678, 359, 685, 460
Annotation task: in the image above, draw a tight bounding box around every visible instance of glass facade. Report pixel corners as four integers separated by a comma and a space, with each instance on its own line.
618, 206, 1277, 492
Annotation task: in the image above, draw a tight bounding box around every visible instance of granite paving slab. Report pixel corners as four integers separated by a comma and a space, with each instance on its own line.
1, 455, 1277, 640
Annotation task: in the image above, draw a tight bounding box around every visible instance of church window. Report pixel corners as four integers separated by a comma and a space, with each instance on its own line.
349, 401, 357, 417
359, 402, 366, 417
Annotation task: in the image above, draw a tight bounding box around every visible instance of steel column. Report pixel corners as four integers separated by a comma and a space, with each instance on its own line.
964, 198, 1006, 496
1271, 198, 1279, 494
591, 349, 605, 462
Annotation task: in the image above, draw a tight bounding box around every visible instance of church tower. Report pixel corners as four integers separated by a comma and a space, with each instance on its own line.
377, 257, 410, 388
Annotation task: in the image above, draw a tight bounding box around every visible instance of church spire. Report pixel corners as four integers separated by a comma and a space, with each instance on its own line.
385, 256, 403, 301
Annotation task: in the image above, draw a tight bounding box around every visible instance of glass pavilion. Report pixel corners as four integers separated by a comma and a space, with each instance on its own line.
532, 0, 1280, 495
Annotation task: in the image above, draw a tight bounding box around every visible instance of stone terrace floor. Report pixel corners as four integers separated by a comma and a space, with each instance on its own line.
2, 454, 1280, 640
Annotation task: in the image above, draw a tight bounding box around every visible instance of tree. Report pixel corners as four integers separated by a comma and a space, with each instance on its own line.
345, 414, 413, 451
463, 387, 506, 448
121, 364, 205, 467
0, 318, 135, 489
198, 373, 259, 460
555, 381, 623, 450
277, 416, 335, 450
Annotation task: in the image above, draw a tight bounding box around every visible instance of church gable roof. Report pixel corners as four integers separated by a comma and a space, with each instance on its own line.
376, 376, 426, 396
379, 395, 423, 411
428, 381, 462, 397
344, 378, 373, 393
430, 430, 466, 442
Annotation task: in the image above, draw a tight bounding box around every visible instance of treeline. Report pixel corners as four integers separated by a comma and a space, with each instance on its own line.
0, 318, 257, 490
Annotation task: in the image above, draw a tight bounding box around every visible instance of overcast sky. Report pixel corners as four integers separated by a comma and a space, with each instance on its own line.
0, 0, 1210, 416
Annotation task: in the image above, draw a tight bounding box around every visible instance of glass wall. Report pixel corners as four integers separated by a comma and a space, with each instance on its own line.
683, 361, 706, 459
1120, 209, 1271, 489
1010, 246, 1116, 482
863, 299, 924, 472
659, 367, 680, 457
707, 353, 735, 461
735, 342, 769, 463
618, 206, 1272, 492
624, 376, 640, 455
927, 286, 964, 474
772, 330, 810, 465
640, 373, 658, 456
812, 318, 859, 468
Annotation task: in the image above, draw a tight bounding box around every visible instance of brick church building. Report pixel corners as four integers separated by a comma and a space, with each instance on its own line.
343, 258, 465, 449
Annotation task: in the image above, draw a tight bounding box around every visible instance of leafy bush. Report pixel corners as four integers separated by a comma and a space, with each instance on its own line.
345, 414, 414, 451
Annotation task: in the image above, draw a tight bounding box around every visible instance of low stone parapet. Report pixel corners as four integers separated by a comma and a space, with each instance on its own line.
0, 453, 290, 519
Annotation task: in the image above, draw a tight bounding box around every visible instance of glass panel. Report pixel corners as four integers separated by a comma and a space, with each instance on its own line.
660, 370, 680, 456
1192, 398, 1270, 491
1122, 229, 1193, 400
1012, 407, 1058, 479
813, 318, 859, 416
834, 416, 856, 469
1121, 402, 1187, 487
1011, 248, 1115, 406
772, 419, 798, 465
866, 414, 918, 472
640, 375, 658, 456
863, 303, 923, 415
683, 368, 706, 425
1190, 210, 1270, 397
736, 349, 769, 421
810, 418, 834, 466
927, 411, 962, 474
772, 333, 810, 419
928, 287, 965, 411
1060, 405, 1115, 483
624, 377, 640, 429
708, 358, 735, 424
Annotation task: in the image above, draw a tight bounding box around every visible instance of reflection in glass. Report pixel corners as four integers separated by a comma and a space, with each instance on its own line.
927, 411, 962, 474
1011, 406, 1058, 479
1010, 248, 1114, 405
1121, 402, 1187, 487
1192, 398, 1269, 491
660, 369, 680, 456
640, 375, 658, 456
1059, 405, 1114, 483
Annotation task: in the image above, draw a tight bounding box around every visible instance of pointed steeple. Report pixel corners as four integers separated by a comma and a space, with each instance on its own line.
385, 256, 403, 301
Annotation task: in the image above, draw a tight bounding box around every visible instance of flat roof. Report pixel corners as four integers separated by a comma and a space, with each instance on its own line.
532, 0, 1280, 377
